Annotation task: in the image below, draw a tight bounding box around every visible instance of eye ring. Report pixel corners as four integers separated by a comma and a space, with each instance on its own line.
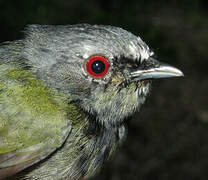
85, 56, 110, 78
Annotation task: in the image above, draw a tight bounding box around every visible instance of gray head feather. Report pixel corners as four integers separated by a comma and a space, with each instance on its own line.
23, 24, 152, 127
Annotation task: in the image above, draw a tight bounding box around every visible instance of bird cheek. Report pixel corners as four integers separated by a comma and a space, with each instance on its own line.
136, 80, 149, 88
111, 75, 124, 86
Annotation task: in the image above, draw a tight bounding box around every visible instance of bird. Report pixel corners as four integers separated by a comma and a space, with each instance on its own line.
0, 24, 183, 180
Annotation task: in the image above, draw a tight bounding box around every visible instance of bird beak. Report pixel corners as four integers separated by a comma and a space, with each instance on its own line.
130, 58, 184, 81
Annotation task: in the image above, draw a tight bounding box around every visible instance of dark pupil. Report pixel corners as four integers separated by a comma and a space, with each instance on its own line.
91, 60, 105, 74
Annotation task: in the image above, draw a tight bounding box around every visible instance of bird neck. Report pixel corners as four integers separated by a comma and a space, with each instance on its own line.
63, 102, 127, 179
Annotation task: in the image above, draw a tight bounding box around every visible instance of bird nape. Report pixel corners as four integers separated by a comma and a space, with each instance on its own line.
0, 24, 183, 180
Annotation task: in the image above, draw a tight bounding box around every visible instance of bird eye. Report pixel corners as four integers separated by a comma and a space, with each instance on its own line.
85, 56, 109, 78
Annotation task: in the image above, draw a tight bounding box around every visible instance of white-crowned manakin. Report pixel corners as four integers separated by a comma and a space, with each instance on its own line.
0, 24, 183, 180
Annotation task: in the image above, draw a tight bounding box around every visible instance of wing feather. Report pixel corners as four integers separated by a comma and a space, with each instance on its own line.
0, 64, 72, 178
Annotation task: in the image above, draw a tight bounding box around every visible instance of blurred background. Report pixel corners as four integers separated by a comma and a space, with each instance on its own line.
0, 0, 207, 179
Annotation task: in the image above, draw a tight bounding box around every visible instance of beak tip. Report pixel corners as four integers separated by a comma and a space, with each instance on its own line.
159, 63, 184, 78
174, 68, 184, 77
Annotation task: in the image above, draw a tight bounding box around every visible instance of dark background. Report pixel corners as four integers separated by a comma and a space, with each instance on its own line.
0, 0, 208, 180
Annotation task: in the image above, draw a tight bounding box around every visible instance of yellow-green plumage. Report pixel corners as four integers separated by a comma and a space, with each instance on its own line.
0, 65, 71, 153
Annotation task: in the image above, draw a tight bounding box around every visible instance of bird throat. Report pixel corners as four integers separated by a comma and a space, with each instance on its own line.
68, 112, 126, 179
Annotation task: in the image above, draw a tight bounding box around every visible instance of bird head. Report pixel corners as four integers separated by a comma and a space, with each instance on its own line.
23, 24, 183, 127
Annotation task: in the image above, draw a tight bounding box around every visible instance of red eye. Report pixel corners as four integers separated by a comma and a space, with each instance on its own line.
85, 56, 110, 78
